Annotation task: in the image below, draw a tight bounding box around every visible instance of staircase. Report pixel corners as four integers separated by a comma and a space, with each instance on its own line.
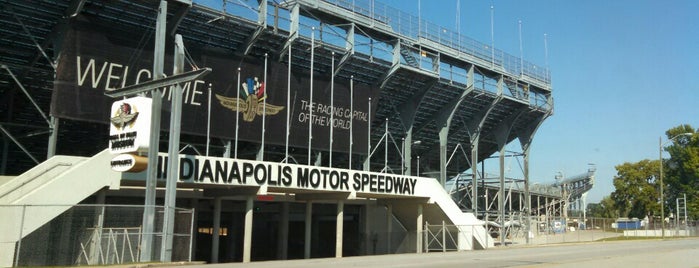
399, 45, 419, 68
0, 149, 121, 267
391, 178, 493, 251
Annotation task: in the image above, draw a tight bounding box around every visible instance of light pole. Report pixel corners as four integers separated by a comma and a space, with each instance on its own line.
659, 132, 693, 239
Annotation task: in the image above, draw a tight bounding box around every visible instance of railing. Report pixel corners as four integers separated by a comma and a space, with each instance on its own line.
1, 204, 194, 267
208, 0, 551, 87
299, 0, 551, 85
423, 221, 488, 252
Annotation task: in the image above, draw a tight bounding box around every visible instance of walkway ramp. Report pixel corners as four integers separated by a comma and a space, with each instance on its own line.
0, 149, 120, 267
391, 178, 493, 251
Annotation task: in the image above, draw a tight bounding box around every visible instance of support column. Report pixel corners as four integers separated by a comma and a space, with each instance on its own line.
386, 204, 393, 253
416, 204, 423, 253
211, 197, 221, 263
277, 202, 289, 259
304, 201, 313, 259
161, 33, 186, 262
243, 196, 254, 263
363, 204, 372, 255
404, 128, 413, 176
499, 146, 505, 246
439, 127, 448, 188
335, 200, 344, 258
47, 117, 58, 158
471, 138, 479, 215
523, 147, 531, 244
140, 0, 166, 261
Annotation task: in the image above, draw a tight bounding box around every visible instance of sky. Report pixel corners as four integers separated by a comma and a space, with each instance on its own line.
198, 0, 699, 203
376, 0, 699, 203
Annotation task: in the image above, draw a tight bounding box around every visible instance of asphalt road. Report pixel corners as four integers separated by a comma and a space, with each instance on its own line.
190, 238, 699, 268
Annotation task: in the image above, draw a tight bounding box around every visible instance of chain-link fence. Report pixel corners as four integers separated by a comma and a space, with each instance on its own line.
504, 217, 699, 246
0, 204, 194, 267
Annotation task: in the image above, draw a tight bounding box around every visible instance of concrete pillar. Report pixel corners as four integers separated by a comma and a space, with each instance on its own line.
243, 196, 253, 262
363, 204, 372, 255
277, 202, 289, 259
211, 197, 221, 263
386, 204, 393, 253
335, 200, 344, 258
416, 204, 423, 253
304, 201, 312, 259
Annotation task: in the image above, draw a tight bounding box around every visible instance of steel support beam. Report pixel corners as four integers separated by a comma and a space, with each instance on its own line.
333, 23, 355, 77
278, 3, 299, 60
517, 110, 551, 244
141, 1, 167, 261
160, 34, 186, 262
2, 65, 51, 126
0, 124, 39, 164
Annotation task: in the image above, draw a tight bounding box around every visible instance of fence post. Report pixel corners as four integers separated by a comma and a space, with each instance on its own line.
189, 208, 195, 262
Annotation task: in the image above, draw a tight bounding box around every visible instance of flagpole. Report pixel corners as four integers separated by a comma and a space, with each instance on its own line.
366, 97, 371, 171
206, 85, 211, 156
490, 5, 495, 68
235, 67, 240, 159
329, 52, 334, 167
285, 41, 291, 163
519, 19, 523, 76
349, 75, 353, 169
261, 53, 268, 161
308, 27, 315, 165
544, 33, 549, 84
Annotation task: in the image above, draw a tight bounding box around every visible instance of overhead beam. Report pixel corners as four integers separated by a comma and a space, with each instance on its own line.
104, 68, 211, 98
295, 192, 354, 201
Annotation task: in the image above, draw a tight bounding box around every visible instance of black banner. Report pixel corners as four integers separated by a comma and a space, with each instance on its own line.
52, 18, 379, 153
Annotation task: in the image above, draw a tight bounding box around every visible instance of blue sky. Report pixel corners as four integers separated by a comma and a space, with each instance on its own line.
200, 0, 699, 203
379, 0, 699, 202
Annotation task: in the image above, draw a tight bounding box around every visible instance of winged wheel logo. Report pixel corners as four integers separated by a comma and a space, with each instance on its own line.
216, 76, 284, 122
110, 103, 139, 130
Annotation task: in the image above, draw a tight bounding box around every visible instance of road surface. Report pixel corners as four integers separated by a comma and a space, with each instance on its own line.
187, 238, 699, 268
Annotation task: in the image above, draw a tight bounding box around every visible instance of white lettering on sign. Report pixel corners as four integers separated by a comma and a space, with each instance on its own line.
124, 155, 421, 196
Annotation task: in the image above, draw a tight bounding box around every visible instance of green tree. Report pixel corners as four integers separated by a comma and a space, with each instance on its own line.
611, 160, 660, 218
587, 196, 618, 218
663, 125, 699, 220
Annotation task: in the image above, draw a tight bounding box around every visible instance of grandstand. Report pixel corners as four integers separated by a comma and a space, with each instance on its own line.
0, 0, 570, 265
